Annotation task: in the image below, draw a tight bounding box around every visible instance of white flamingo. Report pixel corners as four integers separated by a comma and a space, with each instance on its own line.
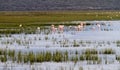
97, 23, 101, 30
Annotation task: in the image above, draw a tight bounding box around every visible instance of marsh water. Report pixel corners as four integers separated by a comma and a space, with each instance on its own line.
0, 21, 120, 70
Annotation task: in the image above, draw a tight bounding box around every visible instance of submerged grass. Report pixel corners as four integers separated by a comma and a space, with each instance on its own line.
0, 49, 101, 64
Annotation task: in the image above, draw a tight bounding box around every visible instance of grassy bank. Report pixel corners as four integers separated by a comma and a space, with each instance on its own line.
0, 11, 120, 23
0, 11, 119, 31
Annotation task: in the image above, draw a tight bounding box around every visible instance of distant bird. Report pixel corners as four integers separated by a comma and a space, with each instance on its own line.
96, 23, 101, 30
69, 25, 72, 28
77, 25, 81, 31
51, 24, 54, 27
80, 22, 84, 26
19, 24, 22, 27
51, 24, 57, 32
37, 27, 40, 30
58, 25, 64, 32
75, 22, 85, 31
68, 25, 72, 31
51, 24, 55, 32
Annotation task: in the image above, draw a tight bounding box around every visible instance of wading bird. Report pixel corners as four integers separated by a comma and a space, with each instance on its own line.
58, 25, 64, 32
97, 23, 101, 30
51, 24, 57, 32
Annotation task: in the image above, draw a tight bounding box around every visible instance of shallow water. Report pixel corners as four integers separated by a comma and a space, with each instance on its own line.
0, 21, 120, 70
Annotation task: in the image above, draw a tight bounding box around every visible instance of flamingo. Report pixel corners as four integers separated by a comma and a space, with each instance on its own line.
74, 25, 81, 31
77, 25, 81, 31
51, 24, 57, 32
80, 22, 84, 26
97, 23, 101, 30
76, 22, 84, 31
51, 24, 55, 32
58, 25, 64, 32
